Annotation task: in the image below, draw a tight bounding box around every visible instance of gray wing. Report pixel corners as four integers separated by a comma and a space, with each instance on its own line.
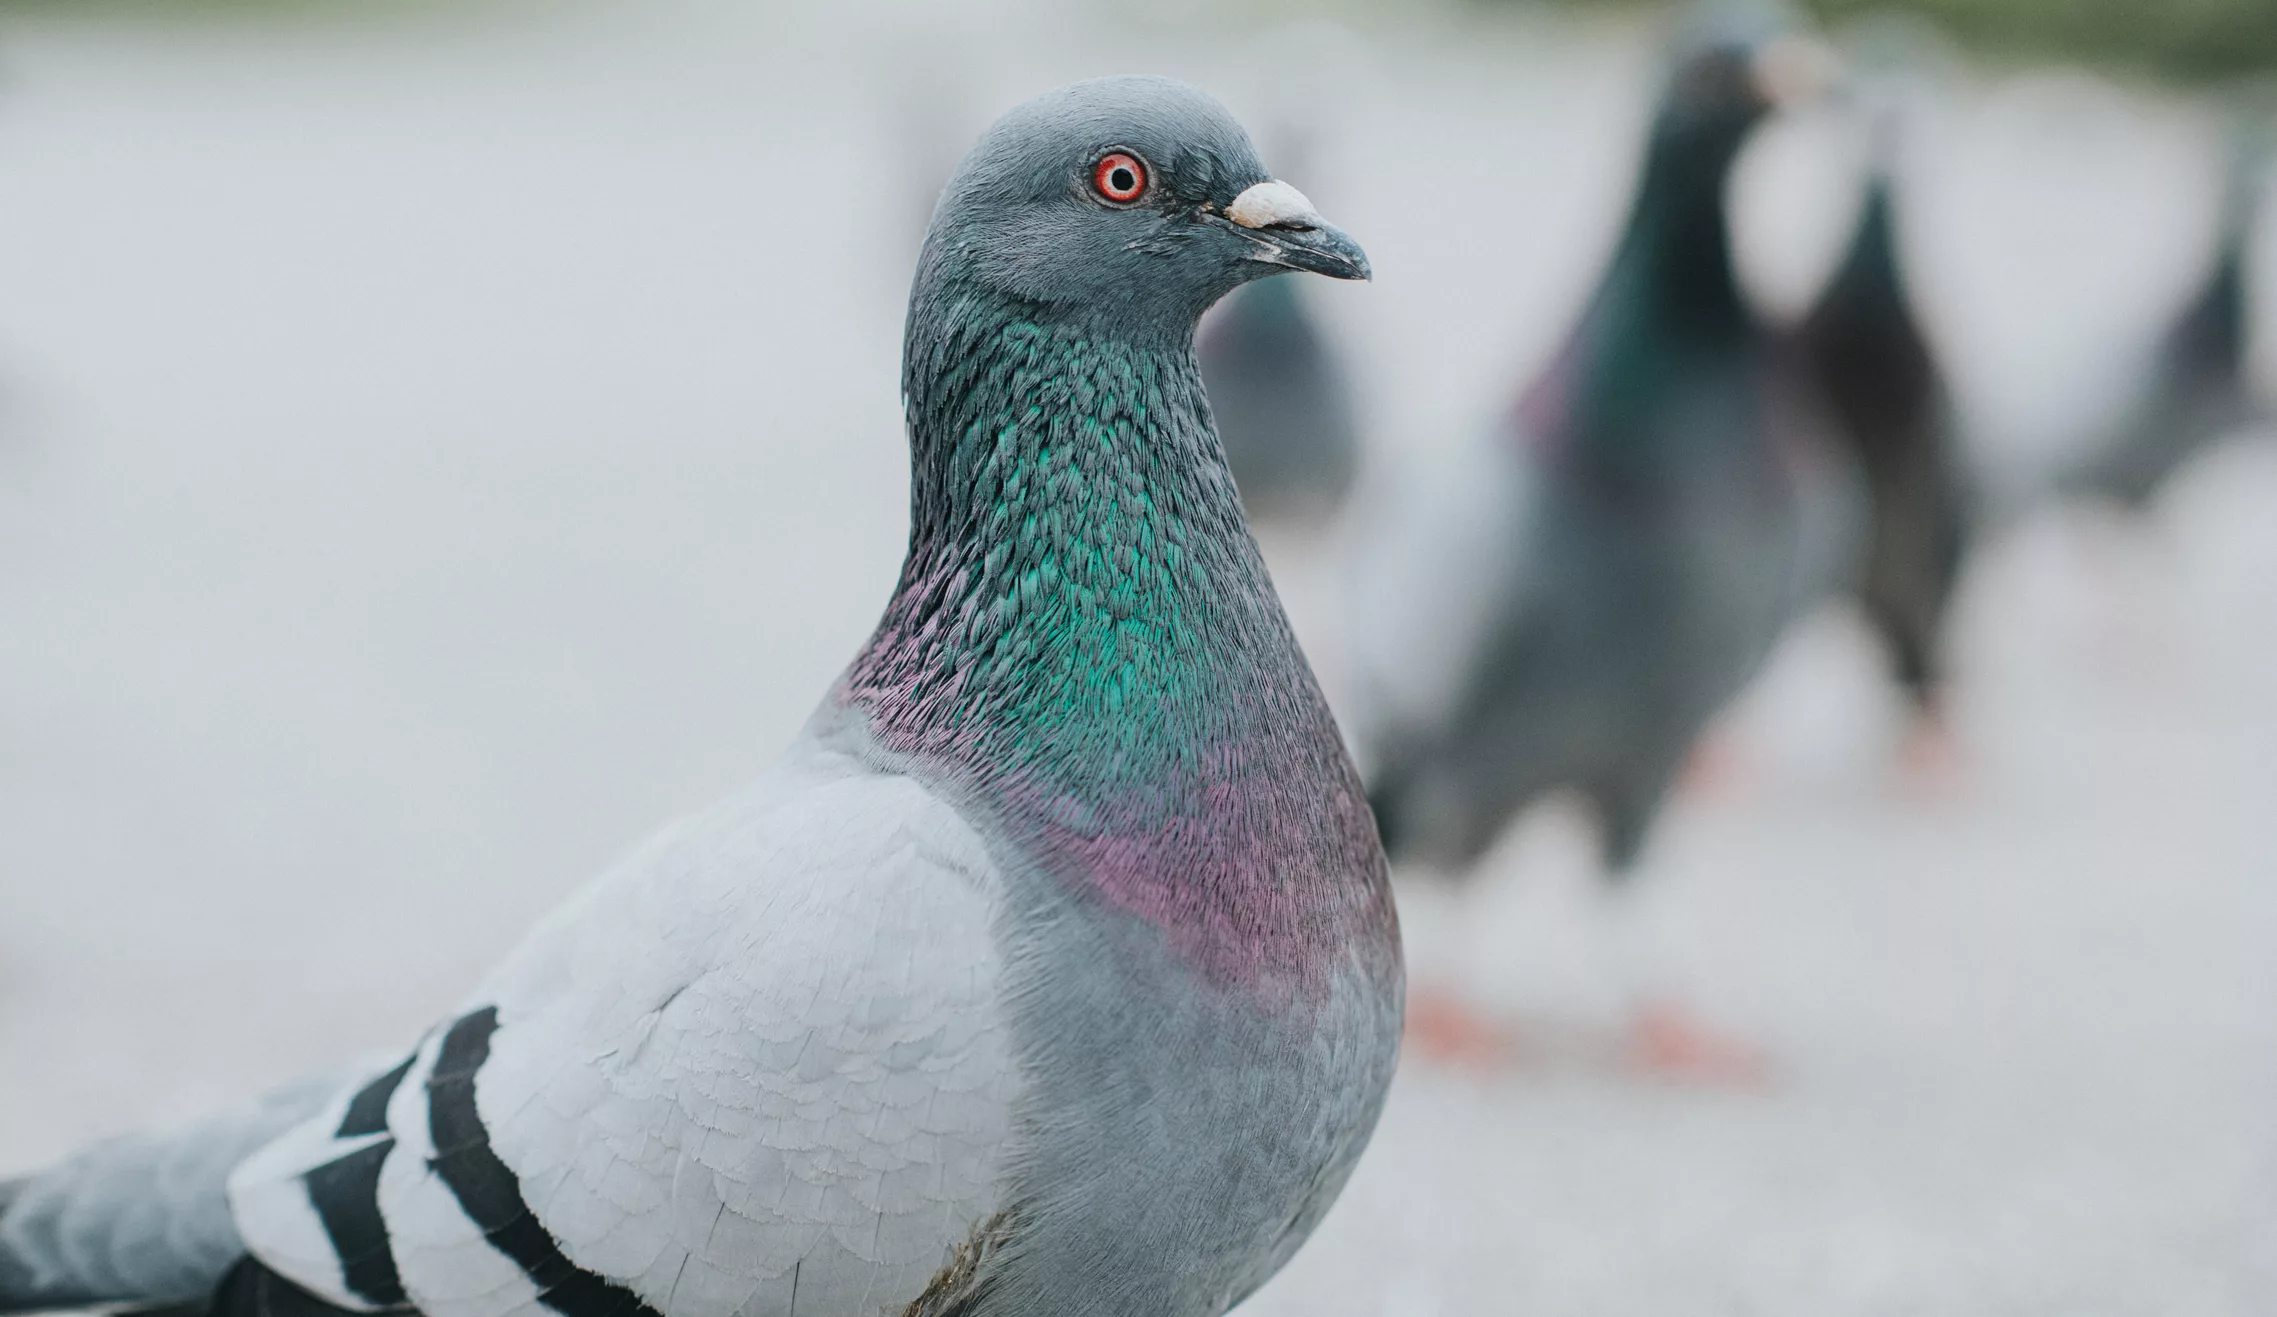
0, 1073, 349, 1313
223, 747, 1018, 1317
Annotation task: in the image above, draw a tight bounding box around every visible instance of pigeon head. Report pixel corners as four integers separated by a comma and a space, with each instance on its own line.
914, 76, 1369, 338
1653, 24, 1838, 163
1598, 18, 1837, 328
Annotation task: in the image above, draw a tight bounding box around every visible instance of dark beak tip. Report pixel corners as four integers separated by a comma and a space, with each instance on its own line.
1226, 209, 1371, 283
1305, 224, 1372, 282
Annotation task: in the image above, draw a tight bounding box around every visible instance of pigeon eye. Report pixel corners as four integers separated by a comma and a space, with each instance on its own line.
1092, 152, 1148, 203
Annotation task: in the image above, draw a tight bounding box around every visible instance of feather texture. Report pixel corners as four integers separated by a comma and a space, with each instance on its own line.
5, 76, 1398, 1317
0, 1075, 348, 1313
226, 739, 1017, 1317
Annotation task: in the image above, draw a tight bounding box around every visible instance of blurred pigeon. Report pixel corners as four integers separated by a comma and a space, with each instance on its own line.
1797, 154, 1971, 727
1348, 26, 1847, 1074
1358, 27, 1846, 878
1200, 263, 1364, 525
2059, 116, 2269, 509
0, 77, 1399, 1317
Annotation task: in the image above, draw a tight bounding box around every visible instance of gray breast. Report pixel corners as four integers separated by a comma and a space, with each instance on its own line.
947, 891, 1401, 1317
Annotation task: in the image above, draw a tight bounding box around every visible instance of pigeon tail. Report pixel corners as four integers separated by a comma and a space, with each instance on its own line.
1597, 808, 1656, 879
0, 1076, 341, 1314
1364, 754, 1484, 876
1591, 772, 1671, 880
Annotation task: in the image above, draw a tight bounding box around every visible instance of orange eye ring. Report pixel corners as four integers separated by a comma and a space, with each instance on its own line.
1093, 152, 1147, 203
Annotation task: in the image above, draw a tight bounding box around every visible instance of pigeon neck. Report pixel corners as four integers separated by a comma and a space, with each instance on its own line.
1521, 127, 1760, 467
876, 283, 1259, 733
1834, 176, 1906, 310
2211, 162, 2257, 287
840, 280, 1391, 1001
1611, 128, 1751, 331
2188, 235, 2250, 366
2218, 128, 2269, 249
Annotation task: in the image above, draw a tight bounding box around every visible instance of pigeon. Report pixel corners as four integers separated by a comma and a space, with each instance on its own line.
1346, 26, 1846, 1074
1356, 26, 1844, 878
1198, 266, 1364, 526
2058, 115, 2269, 509
0, 76, 1400, 1317
1796, 145, 1971, 729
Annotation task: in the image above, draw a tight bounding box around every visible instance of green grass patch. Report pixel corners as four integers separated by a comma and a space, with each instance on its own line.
1501, 0, 2277, 83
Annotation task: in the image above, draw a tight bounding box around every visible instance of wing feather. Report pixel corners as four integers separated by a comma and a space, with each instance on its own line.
230, 744, 1018, 1317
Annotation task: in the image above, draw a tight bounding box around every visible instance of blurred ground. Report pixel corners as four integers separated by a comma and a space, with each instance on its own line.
0, 2, 2269, 1313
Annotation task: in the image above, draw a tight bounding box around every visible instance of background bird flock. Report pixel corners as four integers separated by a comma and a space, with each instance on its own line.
0, 0, 2270, 1312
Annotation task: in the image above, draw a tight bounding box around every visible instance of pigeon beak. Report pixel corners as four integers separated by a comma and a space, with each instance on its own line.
1222, 179, 1372, 282
1749, 34, 1844, 109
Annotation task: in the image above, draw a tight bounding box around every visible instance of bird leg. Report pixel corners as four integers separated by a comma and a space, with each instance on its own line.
1598, 892, 1775, 1087
1402, 983, 1522, 1070
1623, 998, 1776, 1087
1894, 694, 1965, 795
1675, 726, 1751, 799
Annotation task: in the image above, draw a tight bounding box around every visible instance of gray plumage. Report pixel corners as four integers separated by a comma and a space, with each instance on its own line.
2059, 117, 2269, 509
0, 1075, 342, 1312
1, 76, 1396, 1317
1798, 164, 1971, 711
1357, 28, 1855, 874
